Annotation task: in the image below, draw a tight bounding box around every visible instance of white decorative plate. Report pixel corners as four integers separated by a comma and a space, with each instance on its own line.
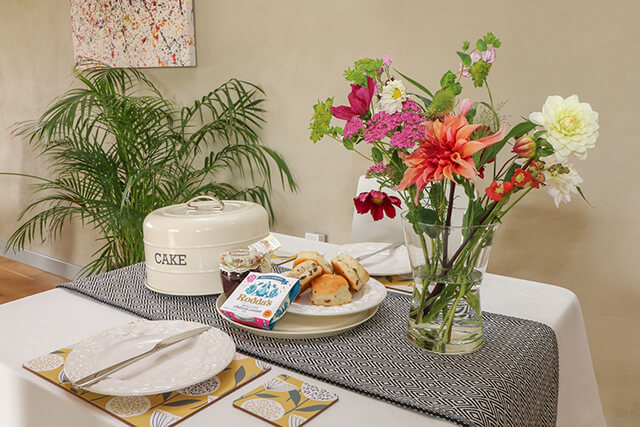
216, 295, 378, 339
64, 320, 235, 396
288, 278, 387, 316
325, 242, 412, 276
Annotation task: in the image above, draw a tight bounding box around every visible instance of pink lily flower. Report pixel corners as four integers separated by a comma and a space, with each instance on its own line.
330, 77, 375, 120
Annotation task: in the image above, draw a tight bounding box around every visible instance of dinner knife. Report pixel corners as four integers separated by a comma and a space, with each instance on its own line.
356, 242, 403, 262
73, 325, 211, 389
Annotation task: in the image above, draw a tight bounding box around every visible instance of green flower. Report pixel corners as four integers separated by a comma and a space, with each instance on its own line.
469, 60, 491, 87
344, 58, 383, 86
310, 98, 336, 143
426, 87, 456, 117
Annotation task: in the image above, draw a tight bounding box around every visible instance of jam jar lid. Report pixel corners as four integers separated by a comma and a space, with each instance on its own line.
220, 249, 261, 270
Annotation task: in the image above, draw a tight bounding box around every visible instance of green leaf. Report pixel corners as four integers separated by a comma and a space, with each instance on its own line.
296, 404, 330, 412
256, 393, 279, 398
440, 71, 456, 89
478, 120, 537, 169
504, 163, 518, 181
484, 32, 502, 48
371, 147, 383, 162
344, 58, 383, 86
418, 208, 438, 225
457, 51, 472, 67
163, 399, 201, 407
288, 389, 301, 406
395, 70, 434, 97
234, 366, 246, 385
413, 94, 431, 110
536, 138, 554, 158
343, 139, 354, 150
476, 39, 487, 51
462, 41, 470, 51
576, 186, 593, 206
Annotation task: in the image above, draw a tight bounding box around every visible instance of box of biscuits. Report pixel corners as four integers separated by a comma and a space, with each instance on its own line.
220, 273, 301, 330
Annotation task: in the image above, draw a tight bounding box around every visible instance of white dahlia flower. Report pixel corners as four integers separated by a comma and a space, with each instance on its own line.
529, 95, 599, 160
543, 158, 584, 208
379, 80, 407, 113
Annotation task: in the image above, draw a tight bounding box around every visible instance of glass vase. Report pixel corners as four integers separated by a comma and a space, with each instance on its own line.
401, 213, 498, 354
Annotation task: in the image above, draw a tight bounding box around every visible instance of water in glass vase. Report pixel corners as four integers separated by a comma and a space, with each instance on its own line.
407, 269, 484, 354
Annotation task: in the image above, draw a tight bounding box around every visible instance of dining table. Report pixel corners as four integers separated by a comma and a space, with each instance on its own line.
0, 233, 606, 426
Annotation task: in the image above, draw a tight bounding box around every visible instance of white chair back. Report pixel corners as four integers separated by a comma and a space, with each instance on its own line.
349, 176, 471, 243
350, 176, 405, 243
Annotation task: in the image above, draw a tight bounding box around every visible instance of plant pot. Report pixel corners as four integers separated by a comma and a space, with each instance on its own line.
402, 213, 498, 354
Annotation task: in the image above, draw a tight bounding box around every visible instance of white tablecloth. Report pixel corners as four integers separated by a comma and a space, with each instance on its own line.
0, 233, 605, 426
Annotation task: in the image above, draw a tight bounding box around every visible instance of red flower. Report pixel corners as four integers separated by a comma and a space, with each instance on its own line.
330, 77, 376, 121
353, 190, 402, 221
485, 181, 514, 201
511, 168, 532, 187
530, 173, 545, 188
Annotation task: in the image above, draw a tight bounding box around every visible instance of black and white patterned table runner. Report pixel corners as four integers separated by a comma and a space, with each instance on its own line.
58, 264, 558, 426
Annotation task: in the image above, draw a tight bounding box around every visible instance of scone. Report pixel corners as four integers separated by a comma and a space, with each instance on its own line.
293, 251, 333, 274
310, 274, 352, 306
331, 253, 370, 292
287, 260, 322, 293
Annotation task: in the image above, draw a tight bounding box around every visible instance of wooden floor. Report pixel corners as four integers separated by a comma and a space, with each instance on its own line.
0, 256, 68, 304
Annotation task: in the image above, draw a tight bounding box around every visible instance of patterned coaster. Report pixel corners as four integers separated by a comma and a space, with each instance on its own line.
23, 348, 270, 426
233, 374, 338, 426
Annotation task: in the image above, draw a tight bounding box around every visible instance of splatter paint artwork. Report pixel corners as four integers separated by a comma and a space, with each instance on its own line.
70, 0, 196, 68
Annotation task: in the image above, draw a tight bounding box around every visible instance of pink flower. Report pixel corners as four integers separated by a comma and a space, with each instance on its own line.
459, 47, 497, 77
363, 99, 424, 149
382, 55, 393, 68
366, 162, 388, 178
344, 117, 364, 138
354, 190, 402, 221
481, 47, 497, 63
330, 77, 375, 121
513, 135, 536, 158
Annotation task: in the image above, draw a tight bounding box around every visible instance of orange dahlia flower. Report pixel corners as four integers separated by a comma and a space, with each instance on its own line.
397, 99, 504, 201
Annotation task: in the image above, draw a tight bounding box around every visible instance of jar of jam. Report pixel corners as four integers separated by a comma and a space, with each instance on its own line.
220, 249, 262, 297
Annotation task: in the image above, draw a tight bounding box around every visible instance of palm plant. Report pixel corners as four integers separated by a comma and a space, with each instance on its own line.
4, 65, 296, 276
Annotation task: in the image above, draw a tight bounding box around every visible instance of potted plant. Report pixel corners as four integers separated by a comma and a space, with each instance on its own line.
4, 65, 296, 277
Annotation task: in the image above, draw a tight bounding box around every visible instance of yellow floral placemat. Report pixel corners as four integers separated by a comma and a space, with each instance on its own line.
233, 374, 338, 426
23, 348, 270, 426
374, 275, 414, 293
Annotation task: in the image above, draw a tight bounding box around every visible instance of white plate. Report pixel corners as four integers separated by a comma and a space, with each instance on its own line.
288, 278, 387, 316
216, 295, 378, 339
325, 242, 411, 276
64, 320, 235, 396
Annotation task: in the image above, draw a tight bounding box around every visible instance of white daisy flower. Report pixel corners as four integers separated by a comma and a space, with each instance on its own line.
529, 95, 599, 160
543, 158, 584, 207
379, 80, 407, 113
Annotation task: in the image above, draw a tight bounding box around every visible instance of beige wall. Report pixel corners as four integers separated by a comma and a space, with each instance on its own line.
1, 0, 638, 424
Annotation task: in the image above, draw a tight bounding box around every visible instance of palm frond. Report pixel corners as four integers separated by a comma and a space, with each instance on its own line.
5, 67, 296, 277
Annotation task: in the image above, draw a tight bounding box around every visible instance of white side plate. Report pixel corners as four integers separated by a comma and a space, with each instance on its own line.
325, 242, 411, 276
287, 278, 387, 316
216, 295, 378, 339
64, 320, 235, 396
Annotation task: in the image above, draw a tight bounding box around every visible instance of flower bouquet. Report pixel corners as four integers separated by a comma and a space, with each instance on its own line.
309, 33, 599, 354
